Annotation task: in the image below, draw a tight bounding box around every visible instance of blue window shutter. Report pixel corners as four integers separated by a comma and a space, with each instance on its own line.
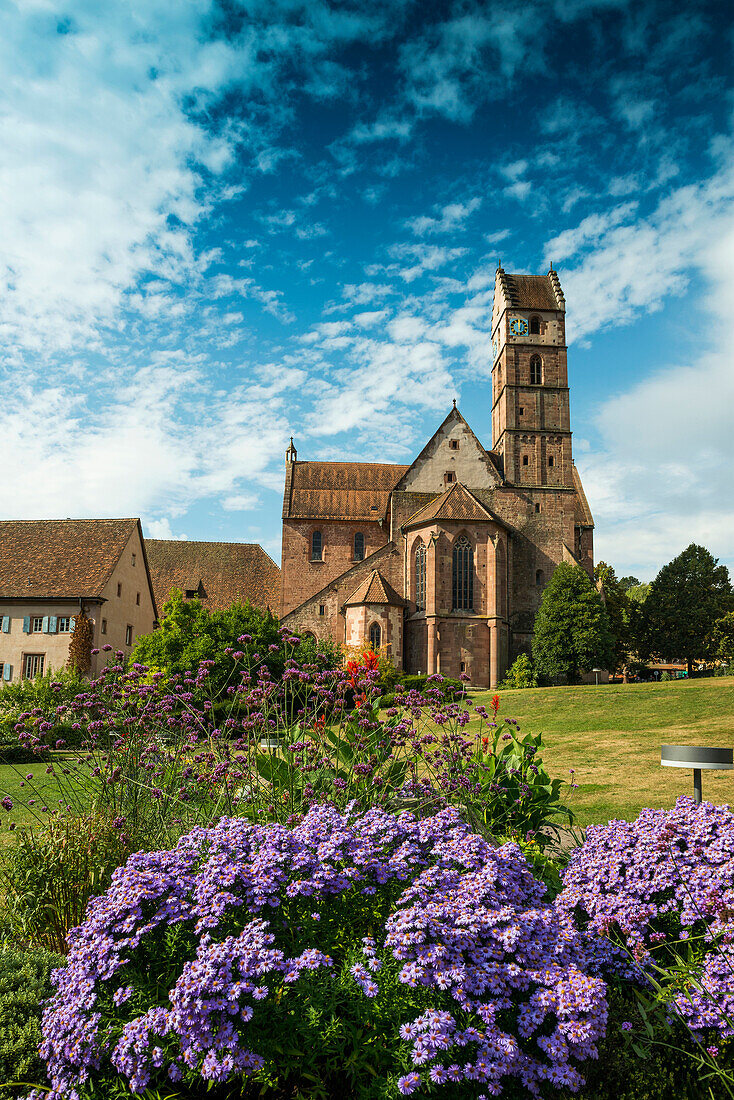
1, 616, 9, 633
22, 617, 30, 634
42, 616, 49, 633
70, 617, 76, 632
3, 664, 11, 681
48, 616, 57, 633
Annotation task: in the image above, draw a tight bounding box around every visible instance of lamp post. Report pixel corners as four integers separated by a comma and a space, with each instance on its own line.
592, 667, 602, 686
661, 745, 733, 804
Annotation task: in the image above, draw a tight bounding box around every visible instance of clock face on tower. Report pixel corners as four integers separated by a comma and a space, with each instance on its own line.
509, 317, 528, 337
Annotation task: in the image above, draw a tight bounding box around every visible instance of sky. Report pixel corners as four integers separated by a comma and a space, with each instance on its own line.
1, 0, 733, 582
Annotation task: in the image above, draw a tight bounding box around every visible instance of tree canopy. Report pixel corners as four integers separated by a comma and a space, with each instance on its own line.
532, 563, 615, 684
639, 544, 733, 673
594, 561, 633, 674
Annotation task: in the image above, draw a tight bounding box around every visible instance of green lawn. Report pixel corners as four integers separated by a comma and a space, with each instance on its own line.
0, 756, 89, 838
471, 675, 734, 826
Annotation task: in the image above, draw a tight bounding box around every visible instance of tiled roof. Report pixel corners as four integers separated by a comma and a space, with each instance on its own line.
0, 518, 138, 599
344, 569, 404, 607
402, 482, 505, 529
501, 273, 560, 310
145, 540, 280, 614
571, 464, 594, 527
285, 460, 409, 520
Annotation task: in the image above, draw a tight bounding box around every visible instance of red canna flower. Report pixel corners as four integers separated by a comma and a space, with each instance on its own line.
312, 714, 326, 733
491, 694, 500, 716
482, 737, 489, 748
362, 651, 380, 671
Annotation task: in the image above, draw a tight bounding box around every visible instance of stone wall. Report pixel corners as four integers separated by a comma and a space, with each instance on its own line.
280, 519, 387, 617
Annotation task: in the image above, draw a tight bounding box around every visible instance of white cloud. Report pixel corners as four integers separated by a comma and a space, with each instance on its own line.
0, 0, 391, 355
406, 197, 481, 236
554, 147, 734, 342
145, 519, 188, 540
573, 184, 734, 577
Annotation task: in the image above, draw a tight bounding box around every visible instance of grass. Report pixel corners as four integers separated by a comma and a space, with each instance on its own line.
471, 675, 734, 826
0, 757, 89, 838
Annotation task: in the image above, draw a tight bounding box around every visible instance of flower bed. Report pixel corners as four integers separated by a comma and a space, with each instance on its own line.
40, 805, 607, 1099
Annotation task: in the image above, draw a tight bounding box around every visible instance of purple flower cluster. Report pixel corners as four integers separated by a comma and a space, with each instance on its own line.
40, 804, 607, 1098
556, 797, 734, 1037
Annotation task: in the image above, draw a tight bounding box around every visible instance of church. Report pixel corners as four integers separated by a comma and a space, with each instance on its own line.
279, 266, 594, 687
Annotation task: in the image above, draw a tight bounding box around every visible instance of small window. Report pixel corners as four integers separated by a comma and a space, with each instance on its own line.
522, 455, 529, 466
101, 619, 107, 635
132, 553, 136, 566
369, 622, 381, 649
31, 616, 43, 633
136, 592, 140, 606
530, 316, 541, 334
125, 624, 133, 646
535, 503, 541, 513
58, 616, 72, 632
519, 407, 524, 416
460, 661, 466, 673
311, 530, 322, 561
319, 604, 325, 617
24, 654, 44, 679
444, 471, 456, 484
449, 439, 459, 450
530, 355, 542, 385
354, 532, 365, 561
536, 569, 545, 587
117, 583, 122, 597
548, 455, 555, 467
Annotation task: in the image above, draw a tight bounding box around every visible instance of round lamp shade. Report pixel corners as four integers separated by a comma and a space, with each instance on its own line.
661, 745, 734, 770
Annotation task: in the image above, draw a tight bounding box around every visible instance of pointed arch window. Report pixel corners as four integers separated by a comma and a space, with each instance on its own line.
354, 532, 365, 560
369, 622, 381, 649
415, 541, 426, 611
530, 355, 542, 385
311, 530, 322, 561
452, 536, 474, 611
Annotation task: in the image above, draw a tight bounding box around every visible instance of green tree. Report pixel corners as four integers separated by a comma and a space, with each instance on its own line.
131, 590, 282, 697
639, 544, 733, 675
707, 611, 734, 662
532, 563, 615, 684
500, 653, 537, 689
619, 575, 640, 592
594, 561, 633, 674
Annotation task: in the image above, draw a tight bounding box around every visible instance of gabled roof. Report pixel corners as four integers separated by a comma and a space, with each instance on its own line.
284, 460, 409, 521
394, 405, 503, 492
344, 569, 404, 607
0, 518, 140, 599
402, 482, 507, 529
145, 540, 280, 614
571, 464, 594, 527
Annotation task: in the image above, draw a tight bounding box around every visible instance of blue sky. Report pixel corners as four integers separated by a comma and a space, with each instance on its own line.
1, 0, 733, 581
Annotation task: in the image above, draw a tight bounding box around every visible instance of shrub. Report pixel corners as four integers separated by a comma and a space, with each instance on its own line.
500, 654, 538, 689
0, 814, 133, 954
556, 798, 734, 1040
0, 943, 63, 1097
40, 804, 608, 1099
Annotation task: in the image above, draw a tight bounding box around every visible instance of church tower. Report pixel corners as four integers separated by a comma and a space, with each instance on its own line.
490, 266, 573, 489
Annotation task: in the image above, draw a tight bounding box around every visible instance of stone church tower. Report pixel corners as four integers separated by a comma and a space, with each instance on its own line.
280, 267, 594, 687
